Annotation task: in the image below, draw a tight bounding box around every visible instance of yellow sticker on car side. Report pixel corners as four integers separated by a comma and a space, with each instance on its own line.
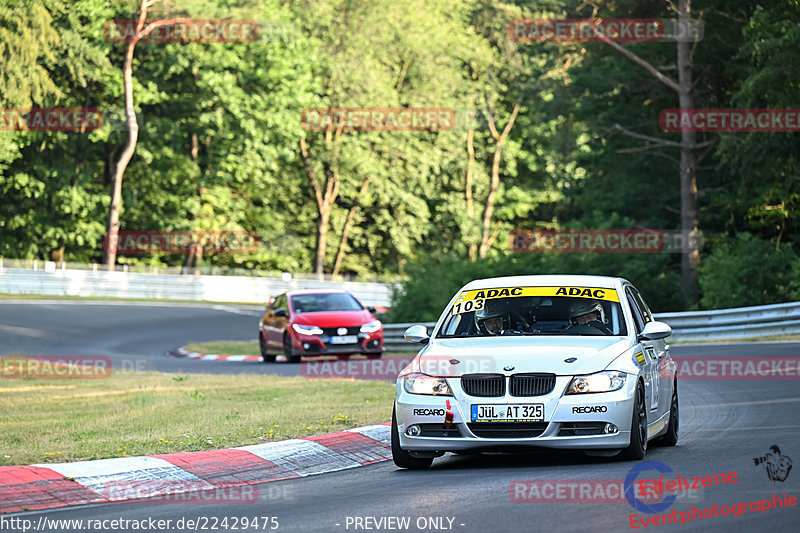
453, 286, 620, 305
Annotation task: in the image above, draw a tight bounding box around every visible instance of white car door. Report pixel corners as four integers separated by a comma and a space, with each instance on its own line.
631, 287, 672, 417
625, 287, 660, 419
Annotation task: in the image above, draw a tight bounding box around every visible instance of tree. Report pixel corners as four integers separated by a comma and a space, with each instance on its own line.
0, 0, 114, 262
290, 0, 482, 277
580, 0, 718, 304
103, 0, 194, 269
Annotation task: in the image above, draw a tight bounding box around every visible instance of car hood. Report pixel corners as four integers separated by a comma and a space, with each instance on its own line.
292, 310, 374, 328
414, 336, 632, 377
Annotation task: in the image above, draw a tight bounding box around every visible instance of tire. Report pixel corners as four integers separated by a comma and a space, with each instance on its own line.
283, 333, 301, 363
391, 406, 433, 469
259, 334, 275, 363
619, 381, 647, 460
653, 381, 678, 447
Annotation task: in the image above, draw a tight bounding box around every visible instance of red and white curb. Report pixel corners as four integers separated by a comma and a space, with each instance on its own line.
0, 424, 390, 514
171, 346, 262, 363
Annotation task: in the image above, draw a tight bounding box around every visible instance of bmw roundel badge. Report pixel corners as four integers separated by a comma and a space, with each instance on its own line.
503, 365, 515, 371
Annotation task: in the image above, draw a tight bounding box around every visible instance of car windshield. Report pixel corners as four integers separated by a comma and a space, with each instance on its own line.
436, 286, 628, 338
290, 293, 363, 313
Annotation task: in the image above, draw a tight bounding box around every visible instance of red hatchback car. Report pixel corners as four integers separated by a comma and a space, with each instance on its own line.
258, 290, 384, 362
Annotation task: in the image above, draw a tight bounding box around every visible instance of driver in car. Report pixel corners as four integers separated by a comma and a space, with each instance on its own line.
474, 300, 535, 335
474, 301, 508, 335
565, 300, 613, 334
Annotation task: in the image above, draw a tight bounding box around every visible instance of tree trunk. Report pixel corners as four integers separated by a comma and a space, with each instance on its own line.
102, 2, 193, 270
50, 246, 65, 262
332, 178, 370, 277
600, 0, 700, 304
183, 133, 202, 274
478, 102, 520, 258
465, 95, 477, 261
466, 123, 477, 261
677, 0, 699, 303
299, 135, 341, 279
316, 209, 330, 278
103, 5, 147, 271
479, 143, 502, 259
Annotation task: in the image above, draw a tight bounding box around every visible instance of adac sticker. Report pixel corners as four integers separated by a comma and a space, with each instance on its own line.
453, 286, 619, 305
632, 351, 646, 367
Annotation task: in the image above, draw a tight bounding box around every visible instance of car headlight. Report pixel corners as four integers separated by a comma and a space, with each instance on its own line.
403, 373, 453, 396
292, 323, 324, 336
566, 371, 626, 394
360, 320, 382, 333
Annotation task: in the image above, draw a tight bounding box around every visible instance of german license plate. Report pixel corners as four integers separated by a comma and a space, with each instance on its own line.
329, 335, 358, 344
471, 404, 544, 422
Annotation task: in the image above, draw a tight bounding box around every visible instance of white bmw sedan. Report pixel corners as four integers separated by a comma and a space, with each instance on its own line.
392, 275, 678, 469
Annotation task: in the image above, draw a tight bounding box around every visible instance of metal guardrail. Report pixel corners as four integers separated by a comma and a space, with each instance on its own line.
655, 302, 800, 341
1, 263, 797, 345
0, 258, 399, 283
0, 267, 394, 308
382, 302, 800, 351
382, 322, 437, 353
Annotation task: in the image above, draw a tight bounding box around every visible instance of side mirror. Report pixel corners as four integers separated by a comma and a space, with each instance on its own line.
274, 308, 288, 318
638, 321, 672, 341
367, 306, 377, 314
404, 325, 430, 345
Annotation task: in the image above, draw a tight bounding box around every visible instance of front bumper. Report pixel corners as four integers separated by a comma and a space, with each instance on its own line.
395, 375, 636, 451
291, 329, 384, 356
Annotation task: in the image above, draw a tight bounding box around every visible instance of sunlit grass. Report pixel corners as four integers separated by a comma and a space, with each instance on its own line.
183, 340, 261, 356
0, 370, 393, 466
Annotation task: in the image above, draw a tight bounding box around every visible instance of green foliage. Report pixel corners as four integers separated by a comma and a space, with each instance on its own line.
389, 247, 683, 323
0, 0, 798, 314
698, 234, 800, 309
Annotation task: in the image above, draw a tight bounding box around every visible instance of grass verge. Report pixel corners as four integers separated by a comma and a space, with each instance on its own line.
181, 340, 415, 359
183, 340, 261, 356
0, 370, 394, 466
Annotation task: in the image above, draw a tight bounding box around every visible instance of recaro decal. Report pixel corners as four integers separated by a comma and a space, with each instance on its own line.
413, 408, 445, 416
572, 405, 608, 414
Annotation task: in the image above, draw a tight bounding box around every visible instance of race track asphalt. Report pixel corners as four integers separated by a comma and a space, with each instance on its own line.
1, 301, 799, 532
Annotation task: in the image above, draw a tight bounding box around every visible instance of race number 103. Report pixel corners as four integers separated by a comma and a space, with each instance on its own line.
453, 299, 485, 314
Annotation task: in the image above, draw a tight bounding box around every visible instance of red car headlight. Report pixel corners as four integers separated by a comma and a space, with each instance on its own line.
292, 324, 324, 336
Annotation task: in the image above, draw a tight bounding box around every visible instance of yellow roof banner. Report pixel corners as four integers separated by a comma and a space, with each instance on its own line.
453, 286, 620, 305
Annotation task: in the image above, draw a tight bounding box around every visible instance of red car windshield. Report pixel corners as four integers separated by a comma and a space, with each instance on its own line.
290, 293, 363, 313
